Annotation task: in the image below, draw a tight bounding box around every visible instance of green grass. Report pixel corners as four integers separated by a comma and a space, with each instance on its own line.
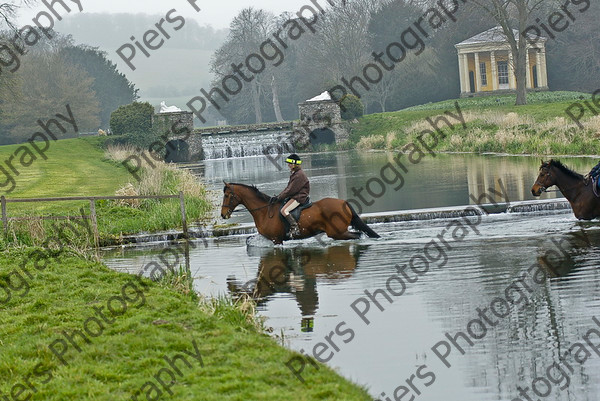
402, 91, 588, 112
0, 137, 131, 214
0, 137, 212, 246
0, 249, 371, 400
350, 91, 600, 155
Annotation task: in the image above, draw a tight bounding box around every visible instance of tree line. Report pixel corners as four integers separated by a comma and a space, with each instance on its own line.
210, 0, 599, 125
1, 0, 138, 146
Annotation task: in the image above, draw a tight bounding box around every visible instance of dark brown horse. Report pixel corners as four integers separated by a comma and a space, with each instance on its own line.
531, 160, 600, 220
220, 183, 380, 244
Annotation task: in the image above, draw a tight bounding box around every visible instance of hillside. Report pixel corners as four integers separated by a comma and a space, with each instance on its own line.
351, 91, 599, 155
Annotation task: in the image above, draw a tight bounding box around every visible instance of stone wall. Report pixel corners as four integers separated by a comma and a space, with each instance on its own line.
153, 111, 194, 135
296, 100, 348, 145
153, 111, 203, 161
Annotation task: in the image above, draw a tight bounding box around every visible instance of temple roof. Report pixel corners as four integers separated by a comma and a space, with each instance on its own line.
306, 91, 332, 102
456, 26, 546, 47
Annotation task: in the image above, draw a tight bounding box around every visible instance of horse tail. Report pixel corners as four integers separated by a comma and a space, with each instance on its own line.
347, 203, 380, 238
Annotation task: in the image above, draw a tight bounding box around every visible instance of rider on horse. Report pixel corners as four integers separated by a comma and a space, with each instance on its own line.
272, 154, 310, 238
589, 162, 600, 190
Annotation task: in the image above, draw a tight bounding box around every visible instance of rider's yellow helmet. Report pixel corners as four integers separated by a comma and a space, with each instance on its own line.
285, 154, 302, 165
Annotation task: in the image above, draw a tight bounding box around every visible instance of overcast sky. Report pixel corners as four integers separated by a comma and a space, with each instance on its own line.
17, 0, 312, 29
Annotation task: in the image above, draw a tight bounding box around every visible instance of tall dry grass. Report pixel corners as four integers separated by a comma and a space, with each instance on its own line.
105, 145, 207, 203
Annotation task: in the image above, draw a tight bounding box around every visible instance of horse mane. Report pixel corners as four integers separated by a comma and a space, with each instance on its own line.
546, 159, 584, 180
226, 183, 272, 202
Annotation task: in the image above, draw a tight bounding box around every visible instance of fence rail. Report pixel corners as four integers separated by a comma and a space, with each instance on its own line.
0, 192, 188, 248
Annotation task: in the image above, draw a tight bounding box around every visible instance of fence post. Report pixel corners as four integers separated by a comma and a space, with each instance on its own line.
179, 191, 188, 239
89, 198, 100, 249
1, 196, 7, 231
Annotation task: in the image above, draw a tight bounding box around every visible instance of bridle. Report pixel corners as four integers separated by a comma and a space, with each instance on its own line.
535, 166, 584, 193
534, 168, 552, 193
223, 185, 276, 215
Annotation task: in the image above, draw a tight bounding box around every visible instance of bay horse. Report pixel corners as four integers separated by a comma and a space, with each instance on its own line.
220, 183, 380, 244
531, 159, 600, 220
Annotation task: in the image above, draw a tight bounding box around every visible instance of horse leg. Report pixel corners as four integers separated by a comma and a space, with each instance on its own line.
323, 219, 359, 240
329, 230, 361, 240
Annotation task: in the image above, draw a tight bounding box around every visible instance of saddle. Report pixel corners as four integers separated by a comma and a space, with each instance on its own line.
592, 177, 600, 198
588, 162, 600, 197
279, 198, 313, 228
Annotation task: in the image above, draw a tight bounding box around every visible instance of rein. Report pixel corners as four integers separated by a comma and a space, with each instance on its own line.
536, 169, 588, 194
224, 186, 278, 216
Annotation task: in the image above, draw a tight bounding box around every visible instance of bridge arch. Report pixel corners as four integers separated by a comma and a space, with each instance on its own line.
309, 128, 336, 146
165, 139, 190, 163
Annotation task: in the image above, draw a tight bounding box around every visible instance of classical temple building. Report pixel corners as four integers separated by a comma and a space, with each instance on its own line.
455, 26, 548, 97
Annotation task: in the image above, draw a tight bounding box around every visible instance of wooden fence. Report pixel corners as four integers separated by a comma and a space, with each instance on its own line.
0, 192, 188, 248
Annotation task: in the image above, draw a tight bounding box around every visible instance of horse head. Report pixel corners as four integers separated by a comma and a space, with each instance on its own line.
221, 182, 242, 219
532, 160, 558, 196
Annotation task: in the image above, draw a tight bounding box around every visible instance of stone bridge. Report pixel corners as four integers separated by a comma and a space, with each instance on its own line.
153, 98, 349, 162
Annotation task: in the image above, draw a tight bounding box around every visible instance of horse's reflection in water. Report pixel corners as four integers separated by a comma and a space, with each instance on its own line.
227, 245, 361, 332
537, 227, 600, 278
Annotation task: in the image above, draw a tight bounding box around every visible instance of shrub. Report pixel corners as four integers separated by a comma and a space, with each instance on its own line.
340, 95, 365, 120
109, 102, 154, 136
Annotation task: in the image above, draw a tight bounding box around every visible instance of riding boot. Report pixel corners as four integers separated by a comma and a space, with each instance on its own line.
284, 214, 301, 238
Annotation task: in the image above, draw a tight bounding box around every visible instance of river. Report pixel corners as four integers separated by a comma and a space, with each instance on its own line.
103, 151, 600, 401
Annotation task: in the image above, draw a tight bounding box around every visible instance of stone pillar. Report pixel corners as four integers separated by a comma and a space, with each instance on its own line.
525, 50, 532, 89
153, 111, 194, 138
458, 52, 466, 93
297, 99, 347, 146
540, 49, 548, 88
508, 51, 516, 89
152, 111, 201, 161
535, 49, 544, 88
462, 54, 470, 93
491, 51, 498, 91
474, 52, 481, 92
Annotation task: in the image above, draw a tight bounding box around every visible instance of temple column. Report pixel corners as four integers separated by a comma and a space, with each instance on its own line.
508, 51, 516, 89
536, 50, 543, 88
458, 52, 466, 93
540, 49, 548, 87
525, 50, 532, 88
474, 52, 481, 92
462, 53, 470, 93
491, 51, 498, 91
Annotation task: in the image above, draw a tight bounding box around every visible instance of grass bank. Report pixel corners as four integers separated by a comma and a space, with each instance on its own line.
0, 249, 371, 400
0, 137, 212, 247
351, 91, 600, 155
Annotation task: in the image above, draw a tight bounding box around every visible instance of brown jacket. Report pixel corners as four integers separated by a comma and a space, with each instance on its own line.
278, 168, 310, 204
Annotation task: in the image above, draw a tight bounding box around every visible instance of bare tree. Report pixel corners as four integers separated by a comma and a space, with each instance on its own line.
299, 0, 375, 88
210, 8, 276, 124
469, 0, 545, 105
0, 0, 32, 28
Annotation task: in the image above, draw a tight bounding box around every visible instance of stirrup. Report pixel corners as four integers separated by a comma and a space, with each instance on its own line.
288, 225, 301, 239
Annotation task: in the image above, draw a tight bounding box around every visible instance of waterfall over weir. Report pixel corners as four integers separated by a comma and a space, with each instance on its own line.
201, 130, 295, 160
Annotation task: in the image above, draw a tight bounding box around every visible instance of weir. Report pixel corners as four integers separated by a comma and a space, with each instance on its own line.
209, 199, 573, 238
161, 93, 349, 161
201, 129, 295, 160
112, 199, 573, 244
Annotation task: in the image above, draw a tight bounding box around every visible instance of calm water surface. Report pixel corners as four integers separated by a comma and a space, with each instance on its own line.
186, 151, 593, 222
104, 152, 600, 400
